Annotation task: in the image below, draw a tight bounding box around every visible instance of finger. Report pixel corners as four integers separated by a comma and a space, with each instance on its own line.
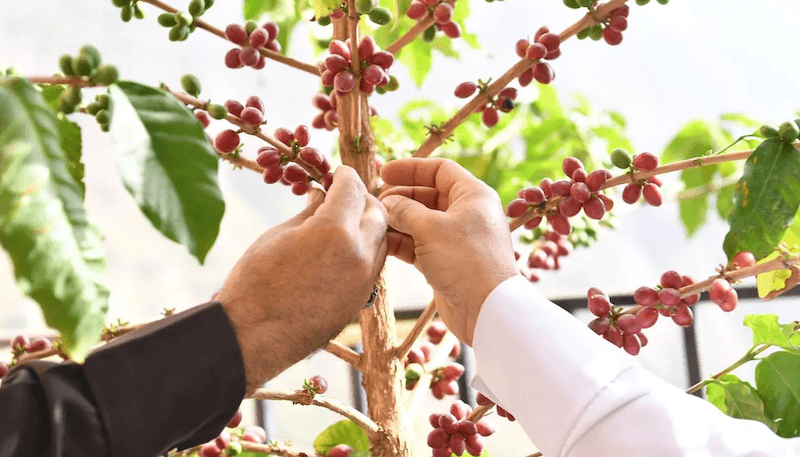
380, 194, 441, 238
316, 166, 368, 225
380, 158, 479, 199
387, 231, 416, 264
360, 195, 389, 256
287, 188, 326, 227
378, 186, 449, 211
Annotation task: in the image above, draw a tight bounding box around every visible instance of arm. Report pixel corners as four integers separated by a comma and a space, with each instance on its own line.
378, 157, 800, 457
1, 166, 388, 457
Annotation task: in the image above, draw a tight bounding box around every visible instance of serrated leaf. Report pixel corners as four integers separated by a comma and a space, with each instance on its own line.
313, 420, 370, 456
108, 81, 224, 264
58, 116, 84, 200
0, 76, 108, 362
723, 139, 800, 261
756, 351, 800, 437
706, 374, 778, 432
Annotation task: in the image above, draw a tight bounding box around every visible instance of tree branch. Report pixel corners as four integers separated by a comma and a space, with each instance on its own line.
385, 0, 458, 55
241, 441, 310, 457
325, 340, 362, 368
412, 0, 629, 158
395, 300, 436, 360
26, 76, 97, 86
466, 403, 493, 423
137, 0, 319, 75
249, 388, 381, 438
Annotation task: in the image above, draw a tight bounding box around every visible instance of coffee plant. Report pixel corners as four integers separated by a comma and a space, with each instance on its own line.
1, 0, 800, 455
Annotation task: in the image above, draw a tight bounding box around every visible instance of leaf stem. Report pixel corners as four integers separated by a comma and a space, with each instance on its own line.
685, 344, 771, 394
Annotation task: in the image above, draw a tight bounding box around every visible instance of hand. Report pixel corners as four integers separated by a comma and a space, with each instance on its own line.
216, 167, 388, 393
378, 158, 519, 346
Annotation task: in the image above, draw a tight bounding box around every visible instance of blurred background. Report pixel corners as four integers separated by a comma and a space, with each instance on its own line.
2, 0, 800, 455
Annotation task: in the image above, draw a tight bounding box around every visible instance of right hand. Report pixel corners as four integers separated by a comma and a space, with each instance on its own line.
378, 158, 519, 345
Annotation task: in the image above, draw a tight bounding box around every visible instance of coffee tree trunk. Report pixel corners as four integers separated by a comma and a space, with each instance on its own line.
332, 12, 413, 457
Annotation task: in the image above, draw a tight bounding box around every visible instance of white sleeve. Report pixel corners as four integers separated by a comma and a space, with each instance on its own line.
470, 275, 800, 457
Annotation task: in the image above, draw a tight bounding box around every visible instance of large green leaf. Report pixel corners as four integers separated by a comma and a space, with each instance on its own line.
0, 77, 108, 361
313, 420, 370, 456
59, 116, 85, 199
706, 374, 777, 432
723, 139, 800, 260
743, 314, 800, 351
755, 351, 800, 437
108, 81, 224, 264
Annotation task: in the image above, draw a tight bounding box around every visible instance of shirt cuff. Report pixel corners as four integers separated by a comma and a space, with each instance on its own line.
471, 275, 639, 457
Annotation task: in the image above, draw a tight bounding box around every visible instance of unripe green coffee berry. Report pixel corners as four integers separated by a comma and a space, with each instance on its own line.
778, 121, 800, 142
205, 0, 214, 8
375, 85, 387, 95
121, 5, 133, 22
93, 65, 119, 85
760, 125, 779, 138
322, 85, 333, 95
86, 102, 101, 116
72, 55, 93, 76
112, 0, 129, 7
656, 0, 668, 3
610, 148, 633, 169
245, 20, 258, 35
386, 75, 399, 91
96, 109, 110, 125
368, 7, 392, 25
169, 25, 190, 41
589, 25, 603, 41
317, 15, 331, 26
100, 123, 110, 132
635, 0, 650, 4
576, 28, 590, 40
96, 94, 110, 109
356, 0, 376, 14
59, 55, 75, 76
188, 0, 205, 17
180, 74, 202, 96
64, 86, 82, 106
57, 94, 76, 114
225, 442, 242, 456
207, 103, 228, 120
563, 0, 580, 8
176, 11, 193, 26
578, 0, 592, 6
158, 12, 177, 26
134, 3, 146, 19
423, 26, 436, 42
405, 363, 424, 381
80, 45, 102, 69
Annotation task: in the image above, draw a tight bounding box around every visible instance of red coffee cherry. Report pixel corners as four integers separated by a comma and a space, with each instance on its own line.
225, 24, 247, 45
454, 81, 477, 98
214, 130, 240, 153
622, 183, 642, 204
632, 152, 659, 171
642, 183, 663, 206
672, 305, 694, 327
660, 270, 683, 289
227, 409, 243, 428
224, 100, 244, 118
329, 444, 354, 457
309, 375, 328, 394
732, 251, 756, 269
634, 286, 659, 306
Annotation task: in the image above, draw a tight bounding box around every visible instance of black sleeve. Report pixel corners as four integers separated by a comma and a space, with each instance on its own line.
0, 302, 246, 457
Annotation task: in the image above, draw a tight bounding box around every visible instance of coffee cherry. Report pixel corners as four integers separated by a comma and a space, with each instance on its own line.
208, 104, 228, 120
634, 286, 658, 306
611, 148, 633, 169
215, 430, 231, 450
241, 431, 263, 443
226, 24, 247, 45
214, 130, 240, 153
283, 164, 309, 183
588, 294, 611, 317
732, 251, 756, 269
586, 169, 608, 192
622, 183, 642, 204
515, 39, 530, 58
532, 62, 554, 84
240, 47, 260, 66
658, 288, 681, 307
475, 392, 493, 406
588, 317, 611, 335
227, 409, 243, 428
507, 198, 528, 217
407, 1, 428, 19
249, 28, 269, 49
635, 307, 659, 329
433, 3, 453, 24
465, 434, 484, 456
442, 22, 462, 39
224, 100, 244, 118
562, 157, 583, 177
611, 4, 630, 16
570, 182, 592, 203
642, 183, 663, 206
427, 428, 449, 449
27, 337, 51, 352
225, 442, 242, 456
549, 214, 571, 235
583, 196, 606, 220
672, 305, 693, 327
760, 125, 779, 138
623, 333, 641, 355
225, 48, 243, 68
602, 27, 623, 45
719, 288, 739, 312
94, 65, 119, 85
369, 6, 393, 25
450, 400, 471, 420
194, 110, 211, 128
537, 32, 561, 52
309, 375, 328, 394
201, 443, 221, 457
571, 168, 587, 183
709, 278, 732, 305
274, 127, 294, 146
263, 166, 283, 184
633, 152, 658, 171
334, 71, 356, 92
329, 444, 354, 457
369, 51, 395, 70
454, 81, 477, 98
363, 65, 386, 86
779, 121, 800, 142
617, 314, 641, 334
559, 197, 582, 217
523, 187, 545, 205
240, 107, 263, 125
11, 335, 28, 351
0, 362, 9, 378
482, 108, 499, 128
660, 270, 682, 289
257, 148, 281, 168
475, 420, 495, 437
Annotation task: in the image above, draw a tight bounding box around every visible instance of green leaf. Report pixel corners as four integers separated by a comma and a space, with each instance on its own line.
58, 116, 85, 200
108, 81, 224, 264
313, 420, 370, 456
716, 182, 736, 220
720, 112, 763, 130
756, 351, 800, 437
781, 213, 800, 250
756, 252, 793, 299
310, 0, 341, 18
706, 374, 778, 432
40, 85, 64, 111
743, 314, 800, 350
0, 76, 108, 361
680, 194, 709, 237
723, 139, 800, 261
399, 38, 433, 87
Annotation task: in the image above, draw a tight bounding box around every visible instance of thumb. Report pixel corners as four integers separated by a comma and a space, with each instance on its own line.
381, 194, 436, 237
288, 187, 326, 226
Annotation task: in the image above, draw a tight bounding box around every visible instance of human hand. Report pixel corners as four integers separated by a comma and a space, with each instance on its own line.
378, 158, 518, 345
216, 167, 388, 393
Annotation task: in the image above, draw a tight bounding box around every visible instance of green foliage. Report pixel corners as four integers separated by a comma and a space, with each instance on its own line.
107, 81, 224, 264
310, 0, 341, 19
706, 374, 777, 432
59, 116, 85, 199
723, 138, 800, 261
756, 352, 800, 437
313, 420, 370, 457
743, 314, 800, 352
0, 77, 108, 361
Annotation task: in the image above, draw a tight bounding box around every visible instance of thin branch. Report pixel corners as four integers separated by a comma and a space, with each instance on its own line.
466, 403, 493, 423
241, 441, 309, 457
395, 300, 437, 360
385, 0, 458, 55
404, 332, 458, 424
137, 0, 319, 75
412, 0, 628, 158
325, 340, 362, 368
676, 177, 739, 201
249, 388, 381, 438
685, 343, 771, 394
26, 76, 97, 86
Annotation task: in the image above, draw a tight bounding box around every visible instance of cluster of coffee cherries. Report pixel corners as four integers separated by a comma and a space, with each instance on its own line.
224, 21, 281, 70
83, 93, 112, 132
507, 157, 615, 236
317, 1, 393, 27
110, 0, 146, 23
760, 119, 800, 143
258, 125, 334, 195
199, 409, 268, 457
59, 45, 119, 87
406, 0, 462, 39
404, 321, 462, 397
610, 149, 664, 207
213, 95, 269, 153
320, 37, 395, 96
574, 5, 629, 46
475, 392, 515, 422
587, 287, 659, 355
454, 81, 517, 128
311, 93, 338, 131
516, 26, 562, 86
520, 230, 573, 282
428, 400, 492, 456
0, 335, 54, 379
155, 0, 213, 41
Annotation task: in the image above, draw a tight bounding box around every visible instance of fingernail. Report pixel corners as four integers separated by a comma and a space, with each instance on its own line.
381, 195, 400, 208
